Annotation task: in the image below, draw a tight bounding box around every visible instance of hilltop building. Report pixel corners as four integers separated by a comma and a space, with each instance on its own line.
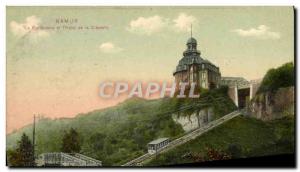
173, 36, 221, 90
172, 33, 261, 108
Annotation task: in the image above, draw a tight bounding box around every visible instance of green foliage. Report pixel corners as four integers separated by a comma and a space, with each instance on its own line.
7, 133, 34, 167
170, 86, 237, 119
7, 149, 22, 167
258, 62, 294, 93
146, 116, 294, 166
61, 128, 81, 153
202, 86, 237, 119
7, 98, 185, 166
6, 88, 237, 166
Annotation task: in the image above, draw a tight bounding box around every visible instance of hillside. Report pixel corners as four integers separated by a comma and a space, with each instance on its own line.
7, 97, 186, 166
145, 115, 295, 166
250, 62, 295, 121
7, 86, 237, 166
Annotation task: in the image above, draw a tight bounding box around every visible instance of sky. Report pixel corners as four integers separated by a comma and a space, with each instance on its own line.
6, 6, 294, 133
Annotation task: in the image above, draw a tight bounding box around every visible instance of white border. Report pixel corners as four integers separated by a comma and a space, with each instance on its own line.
1, 0, 299, 6
1, 0, 298, 172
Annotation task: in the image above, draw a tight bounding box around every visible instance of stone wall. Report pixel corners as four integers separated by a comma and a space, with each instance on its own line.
249, 79, 262, 99
172, 108, 213, 132
249, 86, 294, 121
227, 86, 238, 106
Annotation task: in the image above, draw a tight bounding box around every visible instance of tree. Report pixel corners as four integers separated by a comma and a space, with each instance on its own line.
7, 149, 22, 166
88, 133, 107, 159
7, 133, 35, 167
258, 62, 294, 93
89, 133, 106, 151
61, 128, 81, 153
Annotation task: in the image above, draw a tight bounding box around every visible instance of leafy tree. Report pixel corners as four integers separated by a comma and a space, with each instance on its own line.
7, 149, 22, 166
89, 133, 106, 151
61, 128, 81, 153
88, 133, 107, 160
258, 62, 294, 93
7, 133, 34, 166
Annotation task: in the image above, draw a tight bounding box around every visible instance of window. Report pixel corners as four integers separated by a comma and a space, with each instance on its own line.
202, 81, 206, 88
190, 67, 194, 82
202, 72, 206, 79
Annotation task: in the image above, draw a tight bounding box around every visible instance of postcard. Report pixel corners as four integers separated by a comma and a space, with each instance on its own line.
6, 6, 295, 167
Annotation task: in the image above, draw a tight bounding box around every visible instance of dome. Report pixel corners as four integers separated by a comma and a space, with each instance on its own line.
186, 37, 197, 45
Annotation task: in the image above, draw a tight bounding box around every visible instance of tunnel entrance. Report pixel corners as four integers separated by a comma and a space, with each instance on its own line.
237, 88, 250, 109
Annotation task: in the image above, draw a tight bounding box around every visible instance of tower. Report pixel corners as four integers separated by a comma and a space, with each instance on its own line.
173, 30, 221, 91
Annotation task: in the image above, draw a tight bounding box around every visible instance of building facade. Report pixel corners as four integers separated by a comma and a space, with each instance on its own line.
173, 37, 221, 90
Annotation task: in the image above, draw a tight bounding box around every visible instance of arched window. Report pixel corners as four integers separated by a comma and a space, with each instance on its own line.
190, 67, 194, 82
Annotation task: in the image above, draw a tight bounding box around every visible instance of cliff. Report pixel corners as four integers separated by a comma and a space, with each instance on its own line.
172, 108, 213, 132
171, 86, 237, 132
249, 86, 294, 121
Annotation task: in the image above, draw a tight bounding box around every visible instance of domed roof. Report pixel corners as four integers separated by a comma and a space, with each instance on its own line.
186, 37, 197, 45
173, 36, 219, 76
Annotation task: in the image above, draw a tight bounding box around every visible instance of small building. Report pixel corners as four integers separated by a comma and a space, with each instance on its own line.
36, 152, 102, 167
148, 138, 170, 154
220, 77, 250, 108
221, 77, 262, 109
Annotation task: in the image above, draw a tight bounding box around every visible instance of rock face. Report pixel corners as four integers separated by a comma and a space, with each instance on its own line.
172, 108, 213, 132
249, 86, 294, 121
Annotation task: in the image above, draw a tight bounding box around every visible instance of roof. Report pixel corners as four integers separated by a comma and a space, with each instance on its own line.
249, 78, 263, 84
221, 77, 250, 88
187, 37, 197, 44
148, 138, 169, 145
173, 37, 219, 75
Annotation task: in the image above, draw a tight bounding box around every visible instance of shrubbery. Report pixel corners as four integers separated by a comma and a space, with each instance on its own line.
257, 62, 294, 94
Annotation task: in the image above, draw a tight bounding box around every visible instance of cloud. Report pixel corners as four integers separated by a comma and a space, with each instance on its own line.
173, 13, 197, 32
99, 42, 123, 53
10, 16, 49, 39
127, 13, 198, 35
233, 25, 280, 40
127, 15, 167, 35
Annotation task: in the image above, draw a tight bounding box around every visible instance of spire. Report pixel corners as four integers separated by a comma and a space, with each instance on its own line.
190, 24, 193, 38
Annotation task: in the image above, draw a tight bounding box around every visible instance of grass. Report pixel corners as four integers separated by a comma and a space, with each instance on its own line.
146, 115, 295, 166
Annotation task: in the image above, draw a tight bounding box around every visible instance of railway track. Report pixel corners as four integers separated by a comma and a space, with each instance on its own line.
122, 110, 242, 166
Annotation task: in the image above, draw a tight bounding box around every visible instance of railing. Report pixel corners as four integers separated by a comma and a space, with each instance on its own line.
38, 152, 86, 166
72, 153, 102, 166
37, 152, 102, 167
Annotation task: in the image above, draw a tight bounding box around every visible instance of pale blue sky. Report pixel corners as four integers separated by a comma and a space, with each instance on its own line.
6, 6, 294, 132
